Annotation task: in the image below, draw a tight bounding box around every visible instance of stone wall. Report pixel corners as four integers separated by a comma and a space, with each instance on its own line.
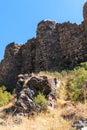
1, 2, 87, 86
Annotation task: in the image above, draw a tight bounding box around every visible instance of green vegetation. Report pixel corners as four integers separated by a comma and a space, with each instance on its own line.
0, 61, 87, 107
80, 61, 87, 70
67, 65, 87, 101
34, 92, 48, 112
0, 84, 12, 106
39, 62, 87, 102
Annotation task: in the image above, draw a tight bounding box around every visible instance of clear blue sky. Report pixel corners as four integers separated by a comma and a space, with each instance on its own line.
0, 0, 87, 60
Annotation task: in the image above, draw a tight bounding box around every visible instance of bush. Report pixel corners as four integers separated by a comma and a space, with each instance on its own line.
34, 92, 48, 112
67, 67, 87, 101
0, 85, 12, 106
80, 62, 87, 70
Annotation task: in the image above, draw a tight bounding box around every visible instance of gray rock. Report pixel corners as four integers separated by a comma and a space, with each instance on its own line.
13, 74, 57, 115
72, 118, 87, 130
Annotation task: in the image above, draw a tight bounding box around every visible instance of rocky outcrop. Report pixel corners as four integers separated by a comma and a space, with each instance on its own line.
0, 43, 22, 87
10, 74, 57, 114
36, 20, 85, 70
1, 3, 87, 86
72, 118, 87, 130
21, 38, 37, 73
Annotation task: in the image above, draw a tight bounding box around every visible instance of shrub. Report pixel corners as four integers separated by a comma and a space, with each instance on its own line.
67, 67, 87, 101
0, 85, 12, 106
34, 92, 48, 112
80, 62, 87, 70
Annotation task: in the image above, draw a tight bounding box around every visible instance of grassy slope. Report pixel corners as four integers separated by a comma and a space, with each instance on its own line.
0, 65, 87, 130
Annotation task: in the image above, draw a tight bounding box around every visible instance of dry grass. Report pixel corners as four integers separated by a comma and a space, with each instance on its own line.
0, 98, 87, 130
0, 71, 87, 130
0, 108, 72, 130
0, 100, 83, 130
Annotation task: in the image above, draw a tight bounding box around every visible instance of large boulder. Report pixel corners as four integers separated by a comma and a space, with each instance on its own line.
14, 73, 59, 114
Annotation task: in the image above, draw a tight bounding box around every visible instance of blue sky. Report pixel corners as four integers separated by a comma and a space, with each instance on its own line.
0, 0, 87, 60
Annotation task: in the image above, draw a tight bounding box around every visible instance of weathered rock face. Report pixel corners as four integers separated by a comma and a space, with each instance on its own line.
21, 38, 37, 73
1, 3, 87, 86
36, 21, 85, 70
14, 74, 57, 114
0, 43, 22, 87
36, 20, 60, 71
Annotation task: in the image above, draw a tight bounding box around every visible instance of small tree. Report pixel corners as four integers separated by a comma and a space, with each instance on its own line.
34, 92, 48, 112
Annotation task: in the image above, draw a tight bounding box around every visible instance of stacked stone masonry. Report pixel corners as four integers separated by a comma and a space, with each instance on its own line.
0, 2, 87, 86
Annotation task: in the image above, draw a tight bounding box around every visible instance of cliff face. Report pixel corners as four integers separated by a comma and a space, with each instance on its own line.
0, 2, 87, 86
36, 21, 85, 70
0, 43, 22, 86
